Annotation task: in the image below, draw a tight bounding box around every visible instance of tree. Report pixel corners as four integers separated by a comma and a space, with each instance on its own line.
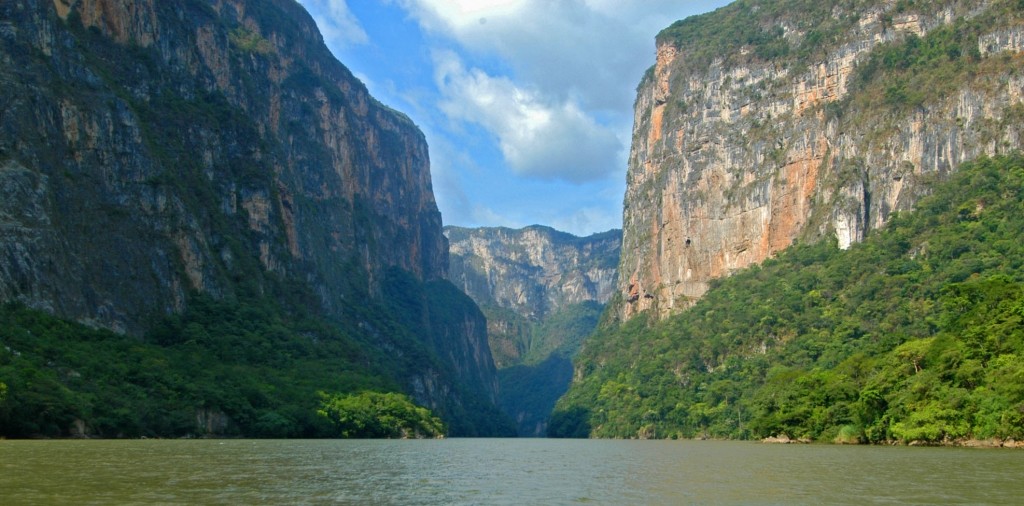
559, 155, 1024, 442
317, 391, 445, 439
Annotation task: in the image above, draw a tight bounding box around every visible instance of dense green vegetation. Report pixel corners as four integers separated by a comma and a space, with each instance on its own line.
317, 391, 445, 438
654, 0, 1024, 90
0, 278, 514, 438
552, 155, 1024, 443
380, 270, 518, 437
656, 0, 872, 72
848, 24, 981, 111
835, 4, 1024, 120
498, 356, 574, 437
495, 301, 603, 435
0, 295, 382, 438
522, 301, 604, 366
0, 5, 517, 439
479, 290, 606, 368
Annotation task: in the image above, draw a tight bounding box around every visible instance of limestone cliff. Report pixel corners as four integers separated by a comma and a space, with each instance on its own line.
0, 0, 506, 433
619, 0, 1024, 321
445, 225, 620, 366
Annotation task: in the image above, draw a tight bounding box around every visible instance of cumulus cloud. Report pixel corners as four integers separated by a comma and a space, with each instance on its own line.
397, 0, 527, 31
549, 206, 622, 236
433, 51, 621, 183
390, 0, 728, 186
303, 0, 731, 233
299, 0, 369, 48
398, 0, 724, 109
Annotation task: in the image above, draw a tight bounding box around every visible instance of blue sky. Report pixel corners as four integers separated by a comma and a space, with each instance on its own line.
296, 0, 732, 236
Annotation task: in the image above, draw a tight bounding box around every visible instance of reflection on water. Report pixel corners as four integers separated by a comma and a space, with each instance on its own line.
2, 438, 1022, 505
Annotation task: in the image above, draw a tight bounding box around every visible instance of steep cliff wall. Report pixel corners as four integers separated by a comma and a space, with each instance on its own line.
446, 225, 620, 366
620, 0, 1024, 321
2, 0, 445, 329
0, 0, 505, 433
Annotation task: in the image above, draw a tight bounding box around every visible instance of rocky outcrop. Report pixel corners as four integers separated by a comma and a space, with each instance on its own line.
0, 0, 503, 432
446, 225, 620, 365
447, 225, 620, 320
2, 0, 446, 329
619, 0, 1024, 321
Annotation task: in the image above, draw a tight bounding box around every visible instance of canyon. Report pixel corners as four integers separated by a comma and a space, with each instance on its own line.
446, 225, 620, 435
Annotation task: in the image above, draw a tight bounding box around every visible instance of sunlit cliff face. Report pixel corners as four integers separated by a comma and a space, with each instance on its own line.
617, 0, 1024, 322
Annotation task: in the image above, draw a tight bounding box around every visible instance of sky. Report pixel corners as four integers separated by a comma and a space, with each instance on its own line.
295, 0, 732, 236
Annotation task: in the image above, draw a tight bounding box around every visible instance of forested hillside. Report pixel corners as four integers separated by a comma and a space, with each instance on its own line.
552, 156, 1024, 444
0, 272, 513, 438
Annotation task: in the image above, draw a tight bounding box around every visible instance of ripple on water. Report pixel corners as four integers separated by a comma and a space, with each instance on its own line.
2, 439, 1023, 505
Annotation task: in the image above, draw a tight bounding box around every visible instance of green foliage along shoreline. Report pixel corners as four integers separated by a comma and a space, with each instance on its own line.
318, 391, 445, 439
0, 296, 383, 438
552, 155, 1024, 444
0, 282, 513, 439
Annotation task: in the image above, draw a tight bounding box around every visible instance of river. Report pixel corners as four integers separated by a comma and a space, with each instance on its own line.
2, 438, 1021, 504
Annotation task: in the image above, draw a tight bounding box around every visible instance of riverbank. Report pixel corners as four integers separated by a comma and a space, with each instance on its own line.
761, 433, 1024, 448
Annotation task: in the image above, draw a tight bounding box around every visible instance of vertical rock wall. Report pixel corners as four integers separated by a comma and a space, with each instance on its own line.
620, 0, 1024, 321
1, 0, 502, 428
1, 0, 447, 333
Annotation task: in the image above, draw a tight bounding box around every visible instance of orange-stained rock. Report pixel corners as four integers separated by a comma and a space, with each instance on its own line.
618, 1, 1024, 322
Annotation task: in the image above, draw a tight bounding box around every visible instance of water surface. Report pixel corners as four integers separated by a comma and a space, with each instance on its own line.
2, 439, 1021, 504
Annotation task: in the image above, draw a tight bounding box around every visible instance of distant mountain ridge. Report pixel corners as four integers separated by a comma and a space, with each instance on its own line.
445, 225, 620, 435
445, 225, 620, 366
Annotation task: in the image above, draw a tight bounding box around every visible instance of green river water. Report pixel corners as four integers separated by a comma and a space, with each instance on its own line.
2, 438, 1021, 504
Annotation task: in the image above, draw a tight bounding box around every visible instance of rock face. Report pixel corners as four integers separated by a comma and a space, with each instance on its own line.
619, 0, 1024, 322
0, 0, 503, 431
445, 225, 620, 435
447, 225, 620, 320
446, 225, 620, 366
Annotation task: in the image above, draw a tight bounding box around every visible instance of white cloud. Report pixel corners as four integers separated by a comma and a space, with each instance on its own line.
549, 206, 622, 236
433, 51, 621, 183
299, 0, 369, 48
398, 0, 527, 31
394, 0, 729, 188
303, 0, 732, 234
398, 0, 725, 110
